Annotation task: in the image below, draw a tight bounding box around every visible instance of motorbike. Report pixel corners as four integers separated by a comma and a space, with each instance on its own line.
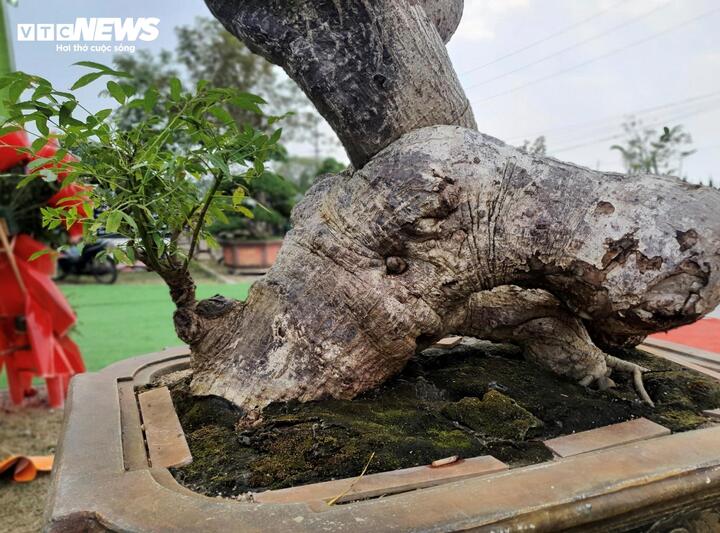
55, 240, 118, 284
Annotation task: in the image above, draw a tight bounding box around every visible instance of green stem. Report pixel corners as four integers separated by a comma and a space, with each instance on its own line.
186, 172, 222, 267
0, 1, 15, 120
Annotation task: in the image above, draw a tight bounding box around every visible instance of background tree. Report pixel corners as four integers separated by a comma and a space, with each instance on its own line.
611, 118, 695, 176
296, 157, 346, 193
210, 168, 299, 240
518, 135, 547, 156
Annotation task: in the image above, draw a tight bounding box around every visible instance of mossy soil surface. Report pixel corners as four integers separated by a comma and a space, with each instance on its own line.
168, 340, 720, 498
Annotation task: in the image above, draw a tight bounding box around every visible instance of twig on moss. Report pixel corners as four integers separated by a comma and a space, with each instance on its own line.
326, 451, 376, 506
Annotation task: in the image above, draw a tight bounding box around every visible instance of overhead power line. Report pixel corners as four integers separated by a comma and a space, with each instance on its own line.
469, 6, 720, 106
460, 0, 626, 76
465, 0, 672, 92
544, 98, 720, 146
549, 101, 720, 155
506, 90, 720, 143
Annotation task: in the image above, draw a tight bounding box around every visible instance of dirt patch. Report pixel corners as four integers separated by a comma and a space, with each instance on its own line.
169, 340, 720, 498
0, 390, 64, 533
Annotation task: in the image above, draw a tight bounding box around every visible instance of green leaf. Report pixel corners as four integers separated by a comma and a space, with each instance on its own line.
169, 78, 182, 101
143, 88, 158, 113
229, 93, 266, 113
59, 101, 83, 127
8, 79, 28, 103
93, 108, 113, 123
73, 61, 131, 78
73, 61, 113, 72
28, 249, 52, 261
208, 105, 234, 126
0, 125, 21, 136
206, 153, 230, 176
71, 71, 104, 90
152, 233, 166, 258
31, 136, 47, 153
105, 211, 122, 233
270, 128, 283, 145
35, 115, 49, 136
118, 83, 136, 98
125, 245, 136, 263
232, 186, 245, 207
106, 80, 126, 104
205, 233, 219, 249
235, 205, 254, 219
121, 212, 138, 232
27, 156, 52, 171
32, 83, 52, 100
16, 173, 38, 188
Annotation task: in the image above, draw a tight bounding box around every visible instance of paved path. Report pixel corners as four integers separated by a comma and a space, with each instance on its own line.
650, 317, 720, 354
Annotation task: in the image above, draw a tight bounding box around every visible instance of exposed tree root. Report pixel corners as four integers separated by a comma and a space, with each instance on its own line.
606, 355, 655, 407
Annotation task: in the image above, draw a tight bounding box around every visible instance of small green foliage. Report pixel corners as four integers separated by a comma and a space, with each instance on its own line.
1, 62, 282, 283
611, 118, 695, 176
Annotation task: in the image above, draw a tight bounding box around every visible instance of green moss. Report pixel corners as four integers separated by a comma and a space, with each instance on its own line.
442, 391, 543, 440
655, 409, 712, 432
426, 429, 475, 449
170, 343, 720, 498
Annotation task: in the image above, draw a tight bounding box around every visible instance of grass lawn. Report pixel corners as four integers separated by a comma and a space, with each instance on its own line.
0, 273, 252, 387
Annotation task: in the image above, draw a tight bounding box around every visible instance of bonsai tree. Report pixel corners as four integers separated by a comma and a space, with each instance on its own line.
10, 1, 720, 420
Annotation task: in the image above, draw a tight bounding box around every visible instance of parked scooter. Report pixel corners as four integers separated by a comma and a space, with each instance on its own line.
55, 240, 118, 284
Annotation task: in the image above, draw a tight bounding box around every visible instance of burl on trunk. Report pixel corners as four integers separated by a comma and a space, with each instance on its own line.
169, 0, 720, 417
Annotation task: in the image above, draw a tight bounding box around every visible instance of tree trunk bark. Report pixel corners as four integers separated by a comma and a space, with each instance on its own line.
185, 1, 720, 416
204, 0, 475, 168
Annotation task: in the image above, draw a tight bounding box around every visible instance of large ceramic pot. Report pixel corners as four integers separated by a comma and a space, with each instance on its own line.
44, 340, 720, 532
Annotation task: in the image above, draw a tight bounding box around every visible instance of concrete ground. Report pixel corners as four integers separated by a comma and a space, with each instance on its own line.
0, 390, 64, 533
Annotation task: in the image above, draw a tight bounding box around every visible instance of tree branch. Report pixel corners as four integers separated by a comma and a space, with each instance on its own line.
186, 172, 222, 267
205, 0, 476, 168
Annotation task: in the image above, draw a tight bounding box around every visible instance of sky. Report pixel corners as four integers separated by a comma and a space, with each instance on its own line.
7, 0, 720, 182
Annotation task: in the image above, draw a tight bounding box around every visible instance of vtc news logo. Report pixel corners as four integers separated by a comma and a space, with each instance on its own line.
17, 18, 159, 41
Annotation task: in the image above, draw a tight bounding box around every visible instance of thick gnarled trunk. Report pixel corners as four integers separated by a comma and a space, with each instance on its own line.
180, 0, 720, 416
185, 126, 720, 413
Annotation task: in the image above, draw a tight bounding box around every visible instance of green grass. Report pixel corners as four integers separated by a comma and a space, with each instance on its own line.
0, 276, 252, 388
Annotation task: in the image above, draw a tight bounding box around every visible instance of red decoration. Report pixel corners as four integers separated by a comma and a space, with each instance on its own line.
0, 132, 85, 408
0, 130, 31, 170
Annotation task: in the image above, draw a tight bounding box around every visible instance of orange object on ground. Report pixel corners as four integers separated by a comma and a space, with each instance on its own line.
650, 318, 720, 355
0, 455, 53, 482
